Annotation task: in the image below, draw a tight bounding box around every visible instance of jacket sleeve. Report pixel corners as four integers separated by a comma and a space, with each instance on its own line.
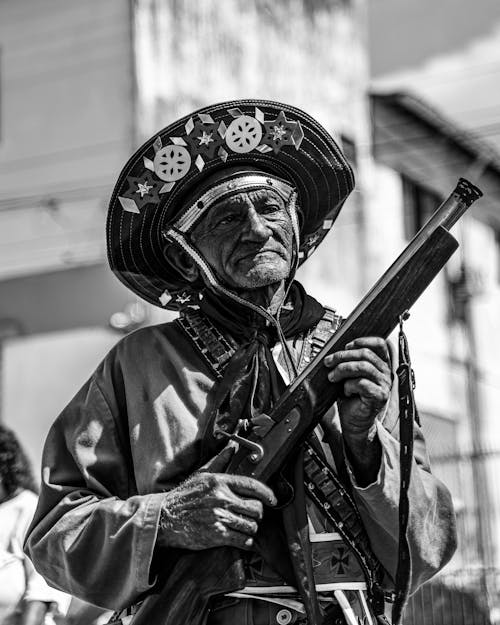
24, 370, 166, 611
320, 339, 457, 596
345, 337, 457, 595
351, 419, 457, 594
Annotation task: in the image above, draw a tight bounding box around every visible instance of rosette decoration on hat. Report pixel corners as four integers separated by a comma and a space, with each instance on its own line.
107, 99, 354, 309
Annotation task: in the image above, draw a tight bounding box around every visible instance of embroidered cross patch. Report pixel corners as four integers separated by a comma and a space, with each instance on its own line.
331, 546, 350, 575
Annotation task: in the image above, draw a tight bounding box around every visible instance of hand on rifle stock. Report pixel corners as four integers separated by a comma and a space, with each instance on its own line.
156, 445, 277, 552
324, 336, 393, 485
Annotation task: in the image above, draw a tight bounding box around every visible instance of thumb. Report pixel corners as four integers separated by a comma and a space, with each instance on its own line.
198, 443, 237, 473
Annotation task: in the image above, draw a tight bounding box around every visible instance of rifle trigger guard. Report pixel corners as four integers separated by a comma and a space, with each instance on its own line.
218, 430, 265, 463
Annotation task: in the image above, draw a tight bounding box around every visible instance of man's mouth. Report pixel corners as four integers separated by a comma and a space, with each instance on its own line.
237, 248, 284, 262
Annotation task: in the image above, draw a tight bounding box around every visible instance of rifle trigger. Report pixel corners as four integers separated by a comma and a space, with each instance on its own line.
218, 430, 265, 463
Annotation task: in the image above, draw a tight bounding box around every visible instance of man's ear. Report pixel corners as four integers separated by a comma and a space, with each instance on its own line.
164, 244, 200, 283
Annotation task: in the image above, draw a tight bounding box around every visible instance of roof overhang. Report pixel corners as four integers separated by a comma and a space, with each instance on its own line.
371, 91, 500, 227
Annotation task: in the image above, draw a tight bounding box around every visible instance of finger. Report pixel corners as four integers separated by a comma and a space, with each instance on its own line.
327, 361, 388, 384
324, 339, 389, 370
228, 496, 264, 521
345, 337, 389, 362
218, 509, 259, 536
325, 348, 389, 376
343, 378, 389, 403
212, 519, 256, 550
198, 444, 236, 473
224, 475, 277, 507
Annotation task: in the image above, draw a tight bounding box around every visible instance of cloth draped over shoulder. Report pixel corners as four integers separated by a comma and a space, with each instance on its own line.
197, 281, 324, 444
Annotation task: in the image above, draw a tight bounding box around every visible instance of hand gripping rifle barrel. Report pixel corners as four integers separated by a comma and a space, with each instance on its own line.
132, 178, 482, 625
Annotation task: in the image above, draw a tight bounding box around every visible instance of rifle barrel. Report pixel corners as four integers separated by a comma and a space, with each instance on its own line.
423, 178, 482, 232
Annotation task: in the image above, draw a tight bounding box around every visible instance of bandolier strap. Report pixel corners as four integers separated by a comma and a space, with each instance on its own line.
177, 306, 392, 622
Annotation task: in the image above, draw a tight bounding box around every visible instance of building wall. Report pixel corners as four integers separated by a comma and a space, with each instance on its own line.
133, 0, 371, 311
0, 0, 134, 278
372, 160, 500, 614
0, 0, 137, 466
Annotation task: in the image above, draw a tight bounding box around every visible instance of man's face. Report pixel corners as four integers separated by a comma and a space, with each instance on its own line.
190, 188, 294, 290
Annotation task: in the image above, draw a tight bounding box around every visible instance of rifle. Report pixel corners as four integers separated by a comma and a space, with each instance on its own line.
132, 178, 482, 625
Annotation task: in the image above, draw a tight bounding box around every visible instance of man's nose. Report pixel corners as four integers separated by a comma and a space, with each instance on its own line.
241, 205, 272, 241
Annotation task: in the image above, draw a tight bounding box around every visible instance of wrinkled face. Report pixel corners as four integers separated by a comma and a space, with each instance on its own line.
190, 188, 294, 289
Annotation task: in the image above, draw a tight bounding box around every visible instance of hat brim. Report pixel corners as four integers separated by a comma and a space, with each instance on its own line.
107, 99, 354, 310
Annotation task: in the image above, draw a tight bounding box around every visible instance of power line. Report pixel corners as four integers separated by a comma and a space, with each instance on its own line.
370, 113, 500, 136
371, 130, 500, 154
365, 117, 500, 158
0, 182, 112, 212
0, 139, 127, 173
474, 122, 500, 136
452, 102, 500, 120
369, 136, 500, 166
5, 20, 129, 62
4, 49, 130, 89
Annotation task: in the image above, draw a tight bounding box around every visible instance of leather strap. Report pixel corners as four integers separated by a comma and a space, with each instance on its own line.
391, 314, 417, 625
303, 440, 386, 616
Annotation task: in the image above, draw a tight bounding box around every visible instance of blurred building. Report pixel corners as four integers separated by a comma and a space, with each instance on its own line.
0, 0, 499, 622
0, 0, 143, 470
370, 91, 500, 622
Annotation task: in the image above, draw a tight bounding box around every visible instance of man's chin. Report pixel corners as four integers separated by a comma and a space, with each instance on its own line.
233, 265, 290, 289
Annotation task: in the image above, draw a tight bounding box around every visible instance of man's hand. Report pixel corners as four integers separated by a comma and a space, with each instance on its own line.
157, 446, 277, 551
324, 337, 393, 485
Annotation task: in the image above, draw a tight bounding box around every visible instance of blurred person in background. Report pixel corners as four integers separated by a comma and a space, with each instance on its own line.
0, 424, 70, 625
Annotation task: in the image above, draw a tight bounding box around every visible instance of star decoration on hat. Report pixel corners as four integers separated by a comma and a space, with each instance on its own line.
136, 181, 154, 197
304, 231, 321, 249
184, 120, 223, 159
121, 171, 162, 210
270, 124, 288, 141
197, 130, 214, 146
261, 111, 297, 153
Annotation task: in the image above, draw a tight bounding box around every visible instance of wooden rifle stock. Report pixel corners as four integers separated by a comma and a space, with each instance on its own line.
132, 178, 482, 625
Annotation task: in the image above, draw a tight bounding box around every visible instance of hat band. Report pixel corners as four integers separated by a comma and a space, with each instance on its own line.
173, 174, 295, 233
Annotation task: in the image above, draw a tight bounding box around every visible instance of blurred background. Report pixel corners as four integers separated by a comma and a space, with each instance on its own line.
0, 0, 499, 623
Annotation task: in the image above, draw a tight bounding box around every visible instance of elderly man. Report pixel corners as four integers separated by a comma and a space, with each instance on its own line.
25, 100, 456, 625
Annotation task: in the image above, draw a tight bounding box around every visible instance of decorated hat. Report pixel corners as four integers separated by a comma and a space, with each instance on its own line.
107, 99, 354, 310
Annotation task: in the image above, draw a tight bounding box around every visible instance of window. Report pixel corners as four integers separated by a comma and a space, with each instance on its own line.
402, 175, 441, 240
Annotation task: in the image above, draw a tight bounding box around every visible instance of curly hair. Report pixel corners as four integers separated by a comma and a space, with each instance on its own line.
0, 424, 38, 496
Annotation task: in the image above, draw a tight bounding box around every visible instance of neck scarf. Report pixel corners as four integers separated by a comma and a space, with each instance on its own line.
197, 281, 325, 439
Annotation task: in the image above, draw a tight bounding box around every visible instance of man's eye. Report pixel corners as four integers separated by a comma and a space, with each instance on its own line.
217, 215, 238, 226
260, 204, 281, 214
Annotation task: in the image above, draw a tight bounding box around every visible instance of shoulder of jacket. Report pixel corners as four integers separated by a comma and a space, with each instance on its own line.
107, 320, 183, 359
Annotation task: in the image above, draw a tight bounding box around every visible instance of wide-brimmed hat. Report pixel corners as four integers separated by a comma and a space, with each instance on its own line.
107, 99, 354, 310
